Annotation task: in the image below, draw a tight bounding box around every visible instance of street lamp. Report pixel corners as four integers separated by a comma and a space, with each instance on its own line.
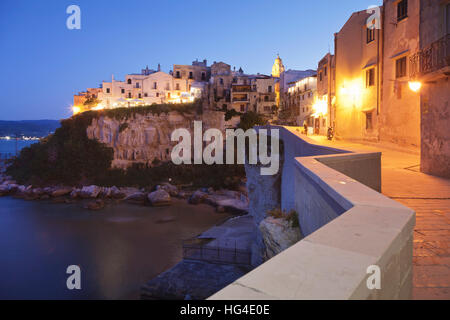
408, 81, 422, 93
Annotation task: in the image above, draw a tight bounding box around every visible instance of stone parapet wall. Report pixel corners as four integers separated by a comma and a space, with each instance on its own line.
210, 126, 415, 300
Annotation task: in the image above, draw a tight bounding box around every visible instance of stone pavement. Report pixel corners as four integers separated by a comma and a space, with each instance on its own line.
305, 134, 450, 300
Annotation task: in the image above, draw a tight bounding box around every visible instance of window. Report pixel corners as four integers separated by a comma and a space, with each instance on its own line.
144, 93, 148, 97
201, 72, 206, 81
220, 78, 224, 85
106, 88, 110, 94
397, 0, 408, 22
366, 112, 373, 130
367, 27, 375, 43
324, 67, 327, 76
264, 96, 269, 102
240, 105, 245, 112
128, 93, 132, 98
268, 86, 272, 93
153, 82, 157, 89
396, 57, 407, 78
121, 89, 125, 94
319, 72, 323, 81
189, 72, 193, 79
176, 71, 181, 78
127, 79, 132, 84
156, 93, 159, 97
366, 68, 375, 87
176, 83, 180, 90
138, 93, 142, 98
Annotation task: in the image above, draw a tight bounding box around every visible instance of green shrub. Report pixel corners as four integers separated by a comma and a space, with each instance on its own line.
238, 111, 267, 130
119, 123, 129, 133
6, 114, 114, 186
267, 208, 300, 228
225, 109, 242, 121
94, 162, 245, 190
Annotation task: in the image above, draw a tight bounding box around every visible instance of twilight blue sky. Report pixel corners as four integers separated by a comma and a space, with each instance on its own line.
0, 0, 382, 120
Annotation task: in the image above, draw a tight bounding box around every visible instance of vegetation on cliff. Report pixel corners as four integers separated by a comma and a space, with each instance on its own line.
6, 114, 114, 186
6, 100, 245, 188
238, 111, 268, 130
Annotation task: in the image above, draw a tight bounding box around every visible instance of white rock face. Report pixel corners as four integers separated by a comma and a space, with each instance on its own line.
86, 110, 226, 169
259, 216, 302, 260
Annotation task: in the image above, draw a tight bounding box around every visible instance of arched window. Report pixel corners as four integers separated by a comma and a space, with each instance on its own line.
127, 79, 132, 84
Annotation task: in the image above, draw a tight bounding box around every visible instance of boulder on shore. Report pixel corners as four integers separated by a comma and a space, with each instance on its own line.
259, 216, 302, 260
80, 185, 102, 198
51, 187, 73, 197
125, 192, 147, 204
157, 183, 178, 197
188, 190, 208, 205
148, 189, 171, 206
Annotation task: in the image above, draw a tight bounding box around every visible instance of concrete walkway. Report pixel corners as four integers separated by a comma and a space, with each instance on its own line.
305, 134, 450, 300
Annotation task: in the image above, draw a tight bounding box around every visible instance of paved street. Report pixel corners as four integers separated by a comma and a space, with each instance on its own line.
306, 134, 450, 300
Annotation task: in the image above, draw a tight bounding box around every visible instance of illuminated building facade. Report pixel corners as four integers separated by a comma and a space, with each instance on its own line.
73, 61, 209, 114
317, 53, 336, 130
334, 9, 382, 142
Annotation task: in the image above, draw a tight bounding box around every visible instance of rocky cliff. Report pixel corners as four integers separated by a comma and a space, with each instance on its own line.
87, 110, 226, 169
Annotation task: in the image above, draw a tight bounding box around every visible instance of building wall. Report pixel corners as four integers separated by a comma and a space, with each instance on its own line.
317, 53, 336, 129
419, 0, 450, 178
334, 10, 381, 142
255, 78, 277, 114
209, 62, 232, 110
380, 0, 420, 148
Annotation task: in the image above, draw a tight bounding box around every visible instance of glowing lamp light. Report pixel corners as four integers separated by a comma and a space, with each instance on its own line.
72, 106, 81, 114
408, 81, 422, 92
92, 105, 105, 111
312, 98, 328, 118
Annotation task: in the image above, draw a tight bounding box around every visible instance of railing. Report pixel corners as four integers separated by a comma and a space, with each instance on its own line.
410, 34, 450, 78
182, 240, 251, 266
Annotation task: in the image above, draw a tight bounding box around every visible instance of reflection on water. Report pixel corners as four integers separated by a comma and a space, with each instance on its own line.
0, 197, 230, 299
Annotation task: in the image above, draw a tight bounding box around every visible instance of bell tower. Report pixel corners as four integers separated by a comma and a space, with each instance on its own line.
271, 54, 285, 78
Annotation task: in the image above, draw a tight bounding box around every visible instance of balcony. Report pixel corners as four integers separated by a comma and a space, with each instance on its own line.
232, 85, 252, 93
410, 34, 450, 80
